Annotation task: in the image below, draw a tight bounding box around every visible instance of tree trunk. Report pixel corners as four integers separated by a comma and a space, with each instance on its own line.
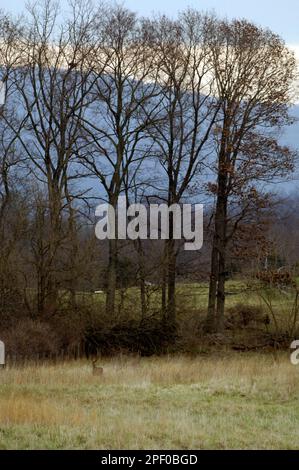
66, 185, 79, 308
161, 255, 167, 319
44, 186, 61, 316
136, 238, 147, 319
215, 176, 228, 332
205, 242, 218, 333
166, 237, 176, 325
216, 246, 226, 332
106, 237, 117, 316
105, 193, 119, 317
206, 146, 228, 333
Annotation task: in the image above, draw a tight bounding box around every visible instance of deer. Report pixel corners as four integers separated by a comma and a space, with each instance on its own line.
92, 358, 103, 376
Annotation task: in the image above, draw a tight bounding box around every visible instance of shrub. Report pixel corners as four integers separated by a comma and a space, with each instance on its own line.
2, 319, 61, 357
226, 303, 269, 328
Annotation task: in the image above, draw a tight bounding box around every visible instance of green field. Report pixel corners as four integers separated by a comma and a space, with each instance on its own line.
73, 280, 298, 337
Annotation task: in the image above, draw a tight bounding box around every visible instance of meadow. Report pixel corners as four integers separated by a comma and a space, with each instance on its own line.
0, 353, 298, 449
78, 279, 297, 321
1, 280, 298, 449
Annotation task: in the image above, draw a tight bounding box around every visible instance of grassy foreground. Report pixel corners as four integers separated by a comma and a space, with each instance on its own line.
0, 353, 298, 449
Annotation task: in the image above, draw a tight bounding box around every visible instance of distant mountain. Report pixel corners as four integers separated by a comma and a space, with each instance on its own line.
283, 105, 299, 149
271, 105, 299, 193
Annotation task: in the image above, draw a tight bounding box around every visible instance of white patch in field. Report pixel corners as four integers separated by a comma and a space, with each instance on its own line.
0, 81, 5, 106
0, 341, 5, 366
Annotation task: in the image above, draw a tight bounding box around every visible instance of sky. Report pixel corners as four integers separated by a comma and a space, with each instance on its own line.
1, 0, 298, 45
127, 0, 299, 44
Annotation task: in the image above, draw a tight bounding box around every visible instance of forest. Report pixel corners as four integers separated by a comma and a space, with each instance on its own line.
0, 0, 298, 361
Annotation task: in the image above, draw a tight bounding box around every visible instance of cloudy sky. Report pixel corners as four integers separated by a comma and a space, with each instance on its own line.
126, 0, 299, 43
1, 0, 298, 61
1, 0, 298, 44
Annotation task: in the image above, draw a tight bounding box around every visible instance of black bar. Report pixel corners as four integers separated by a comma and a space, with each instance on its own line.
0, 450, 299, 467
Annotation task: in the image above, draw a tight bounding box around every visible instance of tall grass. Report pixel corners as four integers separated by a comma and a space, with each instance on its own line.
0, 353, 298, 449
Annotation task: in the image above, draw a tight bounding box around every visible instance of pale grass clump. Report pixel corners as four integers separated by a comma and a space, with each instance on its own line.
0, 397, 85, 427
0, 353, 298, 449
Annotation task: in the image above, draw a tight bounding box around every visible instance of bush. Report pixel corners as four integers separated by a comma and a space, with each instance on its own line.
2, 319, 61, 357
84, 315, 177, 356
226, 303, 269, 328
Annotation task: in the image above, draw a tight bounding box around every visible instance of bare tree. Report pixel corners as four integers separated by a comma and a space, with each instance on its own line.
205, 19, 297, 332
80, 5, 161, 316
5, 0, 99, 315
0, 10, 30, 321
143, 11, 219, 325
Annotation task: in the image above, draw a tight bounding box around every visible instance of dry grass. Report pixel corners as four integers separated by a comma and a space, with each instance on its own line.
0, 353, 298, 449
